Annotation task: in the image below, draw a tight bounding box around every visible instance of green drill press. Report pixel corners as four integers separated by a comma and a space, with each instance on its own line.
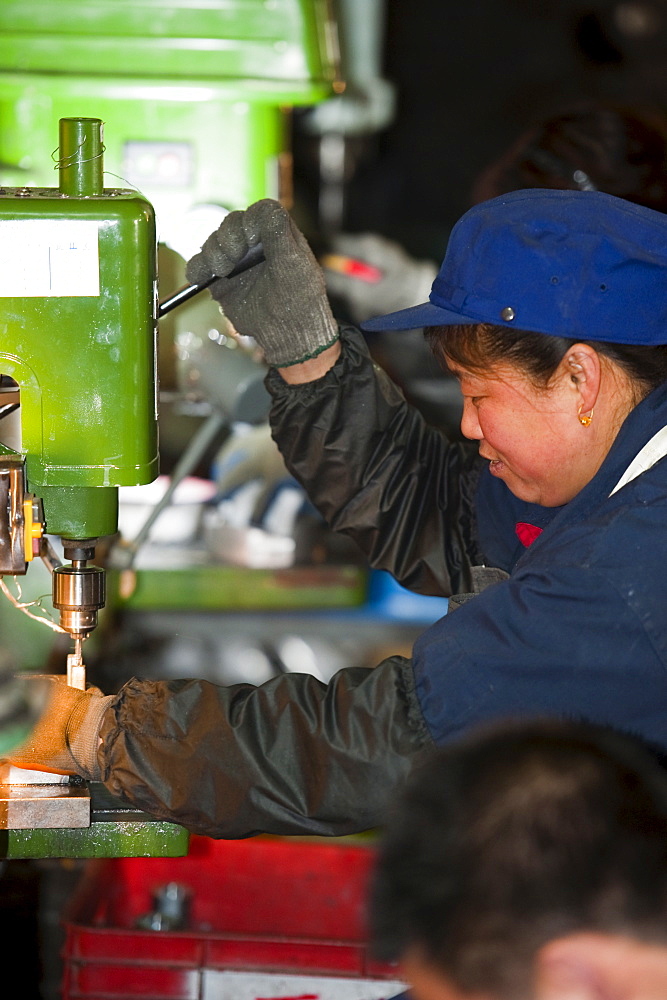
0, 118, 189, 857
0, 117, 158, 674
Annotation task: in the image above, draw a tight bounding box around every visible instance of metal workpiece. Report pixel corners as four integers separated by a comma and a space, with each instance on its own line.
0, 766, 90, 831
0, 782, 91, 830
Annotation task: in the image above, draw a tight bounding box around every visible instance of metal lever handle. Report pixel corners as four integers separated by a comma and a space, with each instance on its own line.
158, 243, 266, 317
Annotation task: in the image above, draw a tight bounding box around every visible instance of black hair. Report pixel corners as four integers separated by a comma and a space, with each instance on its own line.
472, 103, 667, 214
370, 720, 667, 1000
425, 323, 667, 401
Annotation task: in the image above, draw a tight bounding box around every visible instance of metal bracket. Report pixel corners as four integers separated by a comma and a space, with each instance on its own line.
0, 457, 28, 574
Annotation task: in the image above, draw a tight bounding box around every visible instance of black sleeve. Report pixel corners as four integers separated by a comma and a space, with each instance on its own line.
98, 658, 434, 839
267, 326, 485, 597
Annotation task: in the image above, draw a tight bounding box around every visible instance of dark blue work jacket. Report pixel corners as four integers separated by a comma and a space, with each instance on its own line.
415, 376, 667, 751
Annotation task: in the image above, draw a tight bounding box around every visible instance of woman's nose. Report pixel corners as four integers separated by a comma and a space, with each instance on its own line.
460, 397, 482, 440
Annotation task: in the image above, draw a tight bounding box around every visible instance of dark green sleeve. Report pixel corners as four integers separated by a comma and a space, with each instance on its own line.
98, 657, 434, 839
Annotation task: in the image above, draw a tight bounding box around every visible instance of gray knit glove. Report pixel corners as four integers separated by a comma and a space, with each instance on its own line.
186, 199, 339, 368
3, 675, 112, 779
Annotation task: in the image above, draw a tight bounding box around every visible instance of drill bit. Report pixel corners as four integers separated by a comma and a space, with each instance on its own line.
67, 636, 86, 690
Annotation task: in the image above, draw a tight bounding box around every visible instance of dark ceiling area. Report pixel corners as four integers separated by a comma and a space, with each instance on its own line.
303, 0, 667, 261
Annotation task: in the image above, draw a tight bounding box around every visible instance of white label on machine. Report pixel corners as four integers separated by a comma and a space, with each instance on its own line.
202, 970, 407, 1000
0, 220, 99, 296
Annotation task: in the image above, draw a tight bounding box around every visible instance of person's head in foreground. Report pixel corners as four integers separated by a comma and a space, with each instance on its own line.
362, 188, 667, 508
371, 720, 667, 1000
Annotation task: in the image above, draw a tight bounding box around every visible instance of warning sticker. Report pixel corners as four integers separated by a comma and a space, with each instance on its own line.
0, 220, 100, 296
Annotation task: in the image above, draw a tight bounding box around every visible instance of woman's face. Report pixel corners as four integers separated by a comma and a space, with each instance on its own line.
449, 360, 606, 507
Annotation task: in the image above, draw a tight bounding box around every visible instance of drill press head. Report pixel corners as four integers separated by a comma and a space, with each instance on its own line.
52, 540, 106, 664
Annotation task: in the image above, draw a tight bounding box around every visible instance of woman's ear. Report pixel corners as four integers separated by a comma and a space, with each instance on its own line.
560, 343, 601, 416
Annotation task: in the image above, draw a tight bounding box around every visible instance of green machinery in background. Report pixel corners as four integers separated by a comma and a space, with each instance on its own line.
0, 0, 339, 251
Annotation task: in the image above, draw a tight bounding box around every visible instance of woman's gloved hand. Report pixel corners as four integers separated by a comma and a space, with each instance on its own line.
186, 199, 339, 368
4, 675, 112, 779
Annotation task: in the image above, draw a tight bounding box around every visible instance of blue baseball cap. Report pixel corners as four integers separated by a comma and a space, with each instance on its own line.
361, 188, 667, 345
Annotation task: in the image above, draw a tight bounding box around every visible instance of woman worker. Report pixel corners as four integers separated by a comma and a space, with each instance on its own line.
10, 188, 667, 837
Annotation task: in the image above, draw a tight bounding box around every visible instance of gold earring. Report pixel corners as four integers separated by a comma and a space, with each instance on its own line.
578, 405, 594, 427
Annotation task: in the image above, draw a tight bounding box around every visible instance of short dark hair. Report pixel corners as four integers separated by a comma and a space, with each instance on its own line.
472, 103, 667, 213
425, 323, 667, 400
370, 720, 667, 1000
